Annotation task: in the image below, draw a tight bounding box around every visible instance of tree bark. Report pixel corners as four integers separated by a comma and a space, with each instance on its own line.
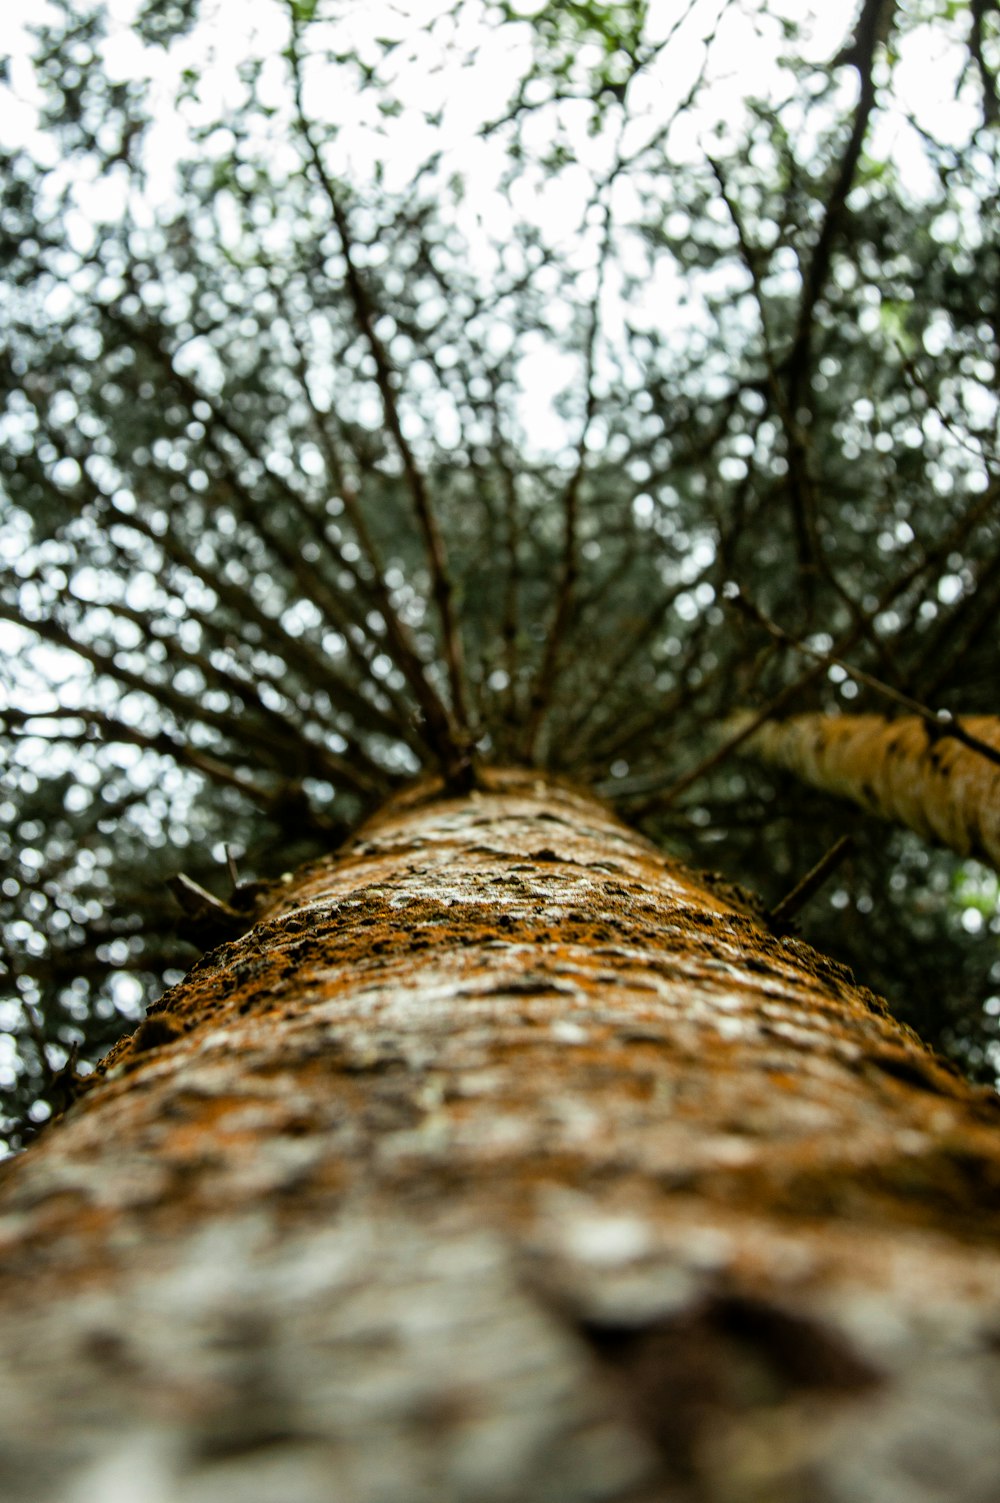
1, 768, 999, 1503
730, 711, 1000, 870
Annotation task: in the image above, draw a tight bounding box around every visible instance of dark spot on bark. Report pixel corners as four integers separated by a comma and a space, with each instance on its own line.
131, 1015, 185, 1054
340, 1052, 407, 1076
81, 1327, 136, 1370
712, 1297, 882, 1391
937, 1145, 1000, 1196
195, 1426, 304, 1464
693, 870, 766, 917
578, 1295, 881, 1478
529, 849, 560, 862
504, 975, 560, 995
617, 1025, 665, 1044
867, 1050, 961, 1097
362, 1086, 425, 1132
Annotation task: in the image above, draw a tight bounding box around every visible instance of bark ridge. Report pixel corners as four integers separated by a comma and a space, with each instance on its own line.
1, 771, 999, 1503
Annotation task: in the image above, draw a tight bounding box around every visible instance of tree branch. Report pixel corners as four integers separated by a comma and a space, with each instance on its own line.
286, 9, 471, 756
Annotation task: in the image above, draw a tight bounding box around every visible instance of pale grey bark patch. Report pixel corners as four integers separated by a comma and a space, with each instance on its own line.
2, 1202, 1000, 1503
0, 1212, 652, 1503
2, 775, 1000, 1503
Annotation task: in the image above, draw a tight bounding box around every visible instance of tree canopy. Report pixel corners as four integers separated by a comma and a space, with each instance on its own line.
1, 0, 999, 1148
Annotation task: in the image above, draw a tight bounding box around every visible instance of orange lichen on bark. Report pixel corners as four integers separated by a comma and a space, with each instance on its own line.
6, 764, 999, 1262
731, 710, 1000, 867
0, 768, 999, 1503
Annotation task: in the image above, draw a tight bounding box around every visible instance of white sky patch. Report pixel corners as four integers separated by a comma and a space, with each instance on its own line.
1, 0, 983, 321
0, 0, 990, 684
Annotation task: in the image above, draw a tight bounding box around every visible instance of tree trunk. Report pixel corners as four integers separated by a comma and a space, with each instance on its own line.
729, 710, 1000, 869
1, 768, 999, 1503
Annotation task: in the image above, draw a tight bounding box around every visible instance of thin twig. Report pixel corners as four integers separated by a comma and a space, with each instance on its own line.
286, 10, 470, 755
708, 154, 818, 575
624, 478, 1000, 817
769, 836, 854, 929
522, 176, 617, 761
626, 659, 827, 818
968, 0, 1000, 125
784, 0, 890, 399
263, 264, 437, 738
0, 705, 341, 826
20, 399, 405, 751
732, 591, 1000, 772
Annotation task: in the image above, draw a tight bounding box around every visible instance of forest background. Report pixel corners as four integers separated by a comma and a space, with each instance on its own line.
0, 0, 998, 1151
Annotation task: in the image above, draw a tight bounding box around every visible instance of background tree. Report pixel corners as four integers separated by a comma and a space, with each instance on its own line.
1, 0, 999, 1147
728, 708, 1000, 867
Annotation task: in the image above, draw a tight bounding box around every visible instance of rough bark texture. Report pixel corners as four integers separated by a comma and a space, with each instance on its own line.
1, 769, 1000, 1503
731, 711, 1000, 869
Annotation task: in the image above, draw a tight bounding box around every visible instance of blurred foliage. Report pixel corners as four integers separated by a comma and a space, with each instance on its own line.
1, 0, 999, 1148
